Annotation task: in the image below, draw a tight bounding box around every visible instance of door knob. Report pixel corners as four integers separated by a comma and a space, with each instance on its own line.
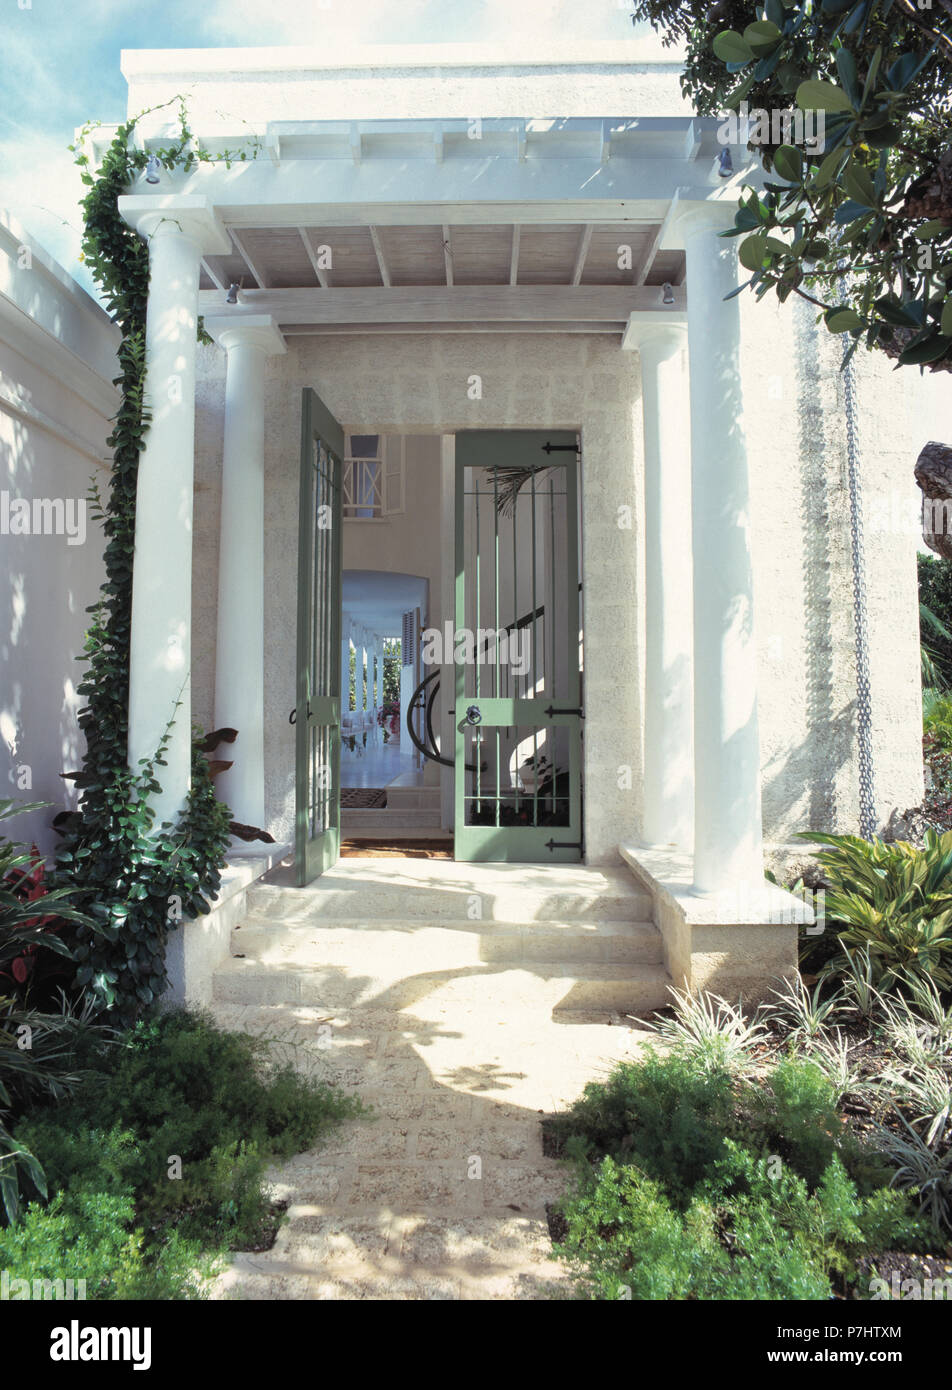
465, 704, 482, 725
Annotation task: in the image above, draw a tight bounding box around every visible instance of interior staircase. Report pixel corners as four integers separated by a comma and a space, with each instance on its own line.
340, 768, 443, 833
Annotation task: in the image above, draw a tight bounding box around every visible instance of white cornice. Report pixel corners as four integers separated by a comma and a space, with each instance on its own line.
121, 40, 684, 79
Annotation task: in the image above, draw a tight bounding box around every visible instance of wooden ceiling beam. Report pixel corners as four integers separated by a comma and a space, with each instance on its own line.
229, 229, 270, 290
368, 226, 392, 288
298, 227, 331, 288
199, 283, 687, 325
570, 224, 593, 286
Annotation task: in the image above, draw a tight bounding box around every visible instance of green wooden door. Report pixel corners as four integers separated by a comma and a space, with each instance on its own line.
294, 388, 345, 885
454, 431, 583, 863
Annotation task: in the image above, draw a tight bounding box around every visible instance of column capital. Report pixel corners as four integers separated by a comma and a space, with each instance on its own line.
662, 193, 739, 250
621, 312, 687, 354
203, 314, 286, 357
118, 194, 231, 256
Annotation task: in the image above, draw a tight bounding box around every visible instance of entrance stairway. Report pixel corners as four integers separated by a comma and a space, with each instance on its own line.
208, 858, 669, 1298
212, 859, 670, 1019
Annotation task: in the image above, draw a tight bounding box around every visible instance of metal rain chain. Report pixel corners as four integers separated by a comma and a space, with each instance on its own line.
841, 328, 876, 840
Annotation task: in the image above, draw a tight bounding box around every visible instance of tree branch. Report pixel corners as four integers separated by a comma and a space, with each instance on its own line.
894, 0, 952, 64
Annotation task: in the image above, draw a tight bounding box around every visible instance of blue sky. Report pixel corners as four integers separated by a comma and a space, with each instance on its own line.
0, 0, 648, 298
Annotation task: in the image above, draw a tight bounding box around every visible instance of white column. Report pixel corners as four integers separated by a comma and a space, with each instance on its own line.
356, 632, 365, 716
680, 203, 764, 892
203, 316, 286, 828
119, 197, 230, 827
343, 632, 352, 717
622, 314, 693, 850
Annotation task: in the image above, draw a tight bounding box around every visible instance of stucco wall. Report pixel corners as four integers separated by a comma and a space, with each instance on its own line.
741, 289, 925, 851
0, 215, 119, 852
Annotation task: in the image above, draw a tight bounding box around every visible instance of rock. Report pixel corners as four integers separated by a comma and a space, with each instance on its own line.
915, 441, 952, 559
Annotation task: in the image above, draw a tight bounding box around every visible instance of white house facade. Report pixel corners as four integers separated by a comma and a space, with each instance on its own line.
3, 39, 946, 1010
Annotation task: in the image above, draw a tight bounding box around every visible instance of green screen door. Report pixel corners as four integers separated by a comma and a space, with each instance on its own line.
454, 431, 583, 863
294, 387, 345, 885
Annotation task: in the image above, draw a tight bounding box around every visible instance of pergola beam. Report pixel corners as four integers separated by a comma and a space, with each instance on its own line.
201, 258, 226, 291
199, 283, 686, 325
571, 225, 593, 286
229, 229, 270, 290
299, 227, 331, 288
441, 224, 453, 287
509, 225, 521, 286
368, 226, 391, 287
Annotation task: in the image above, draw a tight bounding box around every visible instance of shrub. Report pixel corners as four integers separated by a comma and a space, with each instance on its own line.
799, 830, 952, 993
545, 1052, 735, 1210
0, 1126, 215, 1299
920, 555, 952, 688
548, 1051, 929, 1300
10, 1007, 364, 1284
755, 1057, 842, 1188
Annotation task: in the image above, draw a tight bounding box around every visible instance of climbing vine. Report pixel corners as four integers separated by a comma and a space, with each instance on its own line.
58, 101, 256, 1024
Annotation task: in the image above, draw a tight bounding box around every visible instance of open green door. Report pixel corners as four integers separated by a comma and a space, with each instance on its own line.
294, 387, 345, 885
454, 431, 583, 863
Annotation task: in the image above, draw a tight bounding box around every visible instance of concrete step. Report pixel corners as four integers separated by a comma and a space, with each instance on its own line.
212, 948, 670, 1015
247, 860, 653, 923
231, 915, 663, 967
341, 808, 443, 828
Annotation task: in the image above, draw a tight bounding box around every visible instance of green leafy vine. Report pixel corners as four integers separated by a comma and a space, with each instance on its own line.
58, 100, 257, 1024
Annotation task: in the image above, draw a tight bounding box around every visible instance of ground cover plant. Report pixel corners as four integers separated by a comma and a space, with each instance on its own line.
545, 982, 952, 1301
0, 1007, 364, 1298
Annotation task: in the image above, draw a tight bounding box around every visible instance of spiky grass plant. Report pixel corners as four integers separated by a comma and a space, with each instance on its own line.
645, 988, 771, 1075
875, 1115, 952, 1237
768, 973, 843, 1042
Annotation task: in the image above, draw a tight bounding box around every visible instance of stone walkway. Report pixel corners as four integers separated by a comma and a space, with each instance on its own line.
208, 859, 661, 1300
210, 999, 651, 1300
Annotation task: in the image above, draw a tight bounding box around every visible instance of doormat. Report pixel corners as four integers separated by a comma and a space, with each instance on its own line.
340, 788, 388, 808
340, 838, 454, 859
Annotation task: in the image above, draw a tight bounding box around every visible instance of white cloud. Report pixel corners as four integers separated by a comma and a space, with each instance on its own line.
198, 0, 639, 46
200, 0, 435, 46
0, 128, 94, 296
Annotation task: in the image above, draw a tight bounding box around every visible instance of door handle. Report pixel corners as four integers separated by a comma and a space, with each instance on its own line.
457, 704, 482, 733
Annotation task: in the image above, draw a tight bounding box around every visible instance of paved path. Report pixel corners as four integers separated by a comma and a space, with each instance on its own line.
209, 995, 651, 1299
208, 857, 659, 1300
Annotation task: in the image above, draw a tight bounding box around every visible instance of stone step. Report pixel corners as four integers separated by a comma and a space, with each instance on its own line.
340, 808, 443, 828
231, 914, 663, 966
383, 785, 442, 810
247, 861, 653, 923
212, 952, 670, 1015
